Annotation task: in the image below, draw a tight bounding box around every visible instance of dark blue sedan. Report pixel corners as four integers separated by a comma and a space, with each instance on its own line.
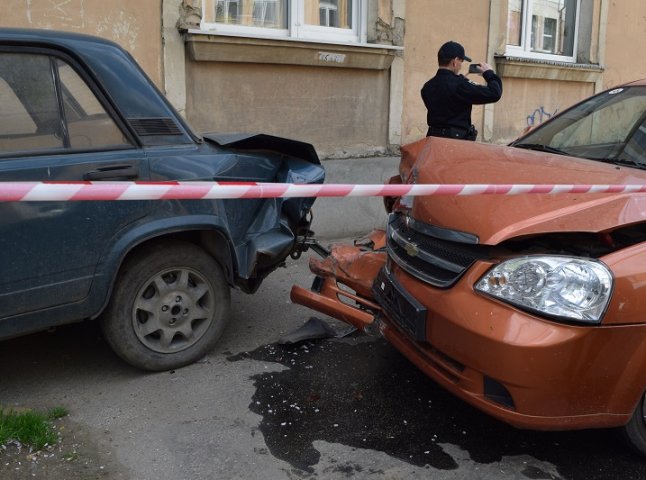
0, 28, 324, 370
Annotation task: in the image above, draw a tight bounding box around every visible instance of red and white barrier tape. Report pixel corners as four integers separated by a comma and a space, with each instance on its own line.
0, 181, 646, 202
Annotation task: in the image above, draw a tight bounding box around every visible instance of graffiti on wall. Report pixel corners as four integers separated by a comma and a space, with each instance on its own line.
526, 106, 558, 128
25, 0, 86, 29
24, 0, 140, 52
96, 11, 140, 52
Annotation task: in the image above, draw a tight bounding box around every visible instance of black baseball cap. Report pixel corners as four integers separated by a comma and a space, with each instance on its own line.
438, 41, 472, 62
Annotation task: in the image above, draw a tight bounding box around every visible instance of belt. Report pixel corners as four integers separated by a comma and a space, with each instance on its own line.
427, 126, 468, 139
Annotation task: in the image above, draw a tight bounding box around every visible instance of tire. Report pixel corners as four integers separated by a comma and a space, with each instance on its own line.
621, 392, 646, 457
101, 240, 230, 371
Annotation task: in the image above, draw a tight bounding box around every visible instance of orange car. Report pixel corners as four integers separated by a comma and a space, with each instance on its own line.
292, 79, 646, 456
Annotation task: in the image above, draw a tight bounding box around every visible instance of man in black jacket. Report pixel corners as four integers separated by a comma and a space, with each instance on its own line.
421, 41, 502, 141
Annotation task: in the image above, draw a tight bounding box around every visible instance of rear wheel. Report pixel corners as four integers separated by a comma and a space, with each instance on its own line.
101, 240, 230, 371
621, 392, 646, 457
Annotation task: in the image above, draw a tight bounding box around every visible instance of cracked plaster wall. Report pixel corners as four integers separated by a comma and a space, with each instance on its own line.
4, 0, 163, 87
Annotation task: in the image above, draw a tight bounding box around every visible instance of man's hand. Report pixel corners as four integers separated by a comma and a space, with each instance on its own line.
478, 62, 493, 74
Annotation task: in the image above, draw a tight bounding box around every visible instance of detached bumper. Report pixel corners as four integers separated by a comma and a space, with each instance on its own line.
290, 230, 386, 331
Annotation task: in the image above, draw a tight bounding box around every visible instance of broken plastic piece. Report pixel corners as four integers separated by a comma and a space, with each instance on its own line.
278, 317, 356, 345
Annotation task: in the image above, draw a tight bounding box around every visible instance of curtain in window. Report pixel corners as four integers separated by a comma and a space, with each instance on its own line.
506, 0, 577, 56
210, 0, 287, 28
507, 0, 522, 46
304, 0, 352, 29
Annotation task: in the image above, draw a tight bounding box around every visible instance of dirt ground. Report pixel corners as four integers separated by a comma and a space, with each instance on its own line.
0, 416, 129, 480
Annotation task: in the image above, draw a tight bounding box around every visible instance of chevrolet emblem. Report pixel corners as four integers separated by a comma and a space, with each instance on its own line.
404, 242, 420, 257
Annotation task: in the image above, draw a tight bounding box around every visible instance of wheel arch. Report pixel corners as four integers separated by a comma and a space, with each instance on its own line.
90, 216, 237, 320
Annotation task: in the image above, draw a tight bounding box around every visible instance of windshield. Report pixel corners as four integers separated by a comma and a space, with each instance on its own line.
512, 86, 646, 167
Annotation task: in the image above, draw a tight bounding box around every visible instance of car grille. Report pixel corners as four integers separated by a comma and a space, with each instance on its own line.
386, 213, 490, 288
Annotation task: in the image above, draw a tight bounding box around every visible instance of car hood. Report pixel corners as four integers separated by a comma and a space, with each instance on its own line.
401, 137, 646, 245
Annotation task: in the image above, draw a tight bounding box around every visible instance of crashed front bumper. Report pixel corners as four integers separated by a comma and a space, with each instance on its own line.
291, 235, 646, 431
380, 260, 646, 430
290, 230, 386, 331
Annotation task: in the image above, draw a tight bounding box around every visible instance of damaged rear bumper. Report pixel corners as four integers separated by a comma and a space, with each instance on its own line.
290, 230, 386, 331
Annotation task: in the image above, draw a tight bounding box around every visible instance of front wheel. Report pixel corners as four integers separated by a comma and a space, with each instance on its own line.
101, 240, 230, 371
621, 392, 646, 457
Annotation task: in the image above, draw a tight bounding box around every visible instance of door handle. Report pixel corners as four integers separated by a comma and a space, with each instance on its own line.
83, 165, 139, 181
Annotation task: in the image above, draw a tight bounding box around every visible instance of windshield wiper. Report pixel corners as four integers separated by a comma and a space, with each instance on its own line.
606, 157, 646, 169
513, 143, 570, 156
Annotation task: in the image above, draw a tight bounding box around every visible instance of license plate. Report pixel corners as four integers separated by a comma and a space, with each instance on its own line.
373, 267, 427, 341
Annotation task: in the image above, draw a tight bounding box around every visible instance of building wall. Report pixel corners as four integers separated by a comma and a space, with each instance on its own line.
487, 0, 603, 144
185, 60, 390, 158
401, 0, 646, 146
493, 78, 594, 141
603, 1, 646, 89
5, 1, 646, 156
2, 0, 163, 87
180, 0, 401, 158
2, 0, 399, 159
401, 0, 492, 143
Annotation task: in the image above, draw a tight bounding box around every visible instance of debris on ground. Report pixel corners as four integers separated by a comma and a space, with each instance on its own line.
277, 317, 356, 345
0, 416, 128, 480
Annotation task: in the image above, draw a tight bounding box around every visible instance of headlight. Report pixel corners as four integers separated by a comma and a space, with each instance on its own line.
475, 256, 613, 323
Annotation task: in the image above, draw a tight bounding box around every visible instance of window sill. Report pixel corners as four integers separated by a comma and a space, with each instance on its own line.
184, 30, 401, 70
495, 56, 604, 83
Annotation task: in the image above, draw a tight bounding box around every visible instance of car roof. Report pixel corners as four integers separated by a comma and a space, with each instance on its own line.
621, 78, 646, 87
0, 27, 123, 55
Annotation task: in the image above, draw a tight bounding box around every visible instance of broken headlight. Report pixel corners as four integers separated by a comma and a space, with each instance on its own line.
475, 256, 613, 324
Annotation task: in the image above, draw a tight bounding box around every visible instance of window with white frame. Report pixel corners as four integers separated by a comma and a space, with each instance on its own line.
252, 0, 285, 27
201, 0, 366, 43
507, 0, 580, 62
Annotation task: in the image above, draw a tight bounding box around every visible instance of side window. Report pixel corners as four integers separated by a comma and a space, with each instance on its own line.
0, 53, 63, 152
0, 52, 131, 155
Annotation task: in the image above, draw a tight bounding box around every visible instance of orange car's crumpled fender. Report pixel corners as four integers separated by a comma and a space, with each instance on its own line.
290, 230, 387, 331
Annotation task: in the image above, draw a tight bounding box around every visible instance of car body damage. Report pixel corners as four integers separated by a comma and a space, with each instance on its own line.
199, 133, 325, 292
399, 137, 646, 244
148, 134, 324, 294
291, 80, 646, 456
291, 229, 386, 330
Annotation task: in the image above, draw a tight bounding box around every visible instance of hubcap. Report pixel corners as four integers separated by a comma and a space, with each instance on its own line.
132, 267, 214, 353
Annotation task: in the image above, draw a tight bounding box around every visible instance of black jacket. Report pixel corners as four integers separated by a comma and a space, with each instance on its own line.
421, 69, 503, 133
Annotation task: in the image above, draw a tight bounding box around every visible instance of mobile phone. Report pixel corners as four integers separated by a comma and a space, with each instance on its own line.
468, 63, 480, 74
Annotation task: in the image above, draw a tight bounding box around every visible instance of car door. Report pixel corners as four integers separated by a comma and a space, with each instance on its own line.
0, 50, 150, 318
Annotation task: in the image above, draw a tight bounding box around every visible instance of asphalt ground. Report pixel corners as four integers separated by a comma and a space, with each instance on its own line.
1, 157, 646, 479
2, 240, 646, 479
